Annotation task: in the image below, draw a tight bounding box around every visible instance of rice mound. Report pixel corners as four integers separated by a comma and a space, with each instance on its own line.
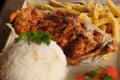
0, 40, 67, 80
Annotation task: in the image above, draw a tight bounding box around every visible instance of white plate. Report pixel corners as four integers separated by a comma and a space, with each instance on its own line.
2, 0, 120, 80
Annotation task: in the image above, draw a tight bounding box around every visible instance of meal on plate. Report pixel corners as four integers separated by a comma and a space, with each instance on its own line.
75, 66, 118, 80
0, 0, 120, 80
9, 0, 119, 65
0, 31, 68, 80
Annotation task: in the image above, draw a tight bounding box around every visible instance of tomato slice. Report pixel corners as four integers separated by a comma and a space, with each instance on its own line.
93, 77, 101, 80
75, 74, 87, 80
75, 66, 118, 80
100, 66, 118, 80
75, 75, 101, 80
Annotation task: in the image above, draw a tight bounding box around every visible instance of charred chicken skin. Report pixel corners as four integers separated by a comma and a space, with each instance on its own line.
10, 7, 117, 65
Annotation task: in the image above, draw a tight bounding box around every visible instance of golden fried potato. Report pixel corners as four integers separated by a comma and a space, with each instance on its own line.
99, 25, 107, 32
50, 0, 65, 7
65, 3, 86, 12
79, 13, 92, 23
107, 12, 120, 43
27, 2, 53, 10
92, 4, 99, 23
107, 0, 120, 18
94, 18, 111, 27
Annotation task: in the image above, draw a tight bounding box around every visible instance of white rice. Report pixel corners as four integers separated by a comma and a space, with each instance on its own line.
0, 40, 67, 80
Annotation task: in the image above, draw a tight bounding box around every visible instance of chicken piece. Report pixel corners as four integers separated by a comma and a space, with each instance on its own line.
64, 30, 103, 65
38, 11, 87, 48
65, 30, 103, 56
10, 7, 45, 34
81, 41, 117, 60
64, 30, 117, 65
10, 10, 20, 23
66, 42, 117, 65
64, 33, 98, 57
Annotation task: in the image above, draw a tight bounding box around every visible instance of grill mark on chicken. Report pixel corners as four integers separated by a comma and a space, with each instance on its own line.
10, 7, 117, 65
64, 32, 101, 56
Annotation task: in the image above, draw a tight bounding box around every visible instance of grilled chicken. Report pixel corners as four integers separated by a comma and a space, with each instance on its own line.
10, 7, 117, 65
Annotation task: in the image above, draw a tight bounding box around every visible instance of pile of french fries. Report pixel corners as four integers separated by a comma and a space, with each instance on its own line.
27, 0, 120, 44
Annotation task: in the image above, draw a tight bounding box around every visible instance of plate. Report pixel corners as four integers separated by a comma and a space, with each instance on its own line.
2, 0, 120, 80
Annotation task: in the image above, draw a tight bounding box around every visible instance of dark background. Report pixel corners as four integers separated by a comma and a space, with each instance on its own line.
0, 0, 6, 10
0, 0, 24, 52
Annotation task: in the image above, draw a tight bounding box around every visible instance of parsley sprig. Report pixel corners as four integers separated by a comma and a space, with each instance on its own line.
88, 66, 104, 78
15, 31, 51, 45
88, 71, 99, 78
88, 66, 114, 80
102, 74, 114, 80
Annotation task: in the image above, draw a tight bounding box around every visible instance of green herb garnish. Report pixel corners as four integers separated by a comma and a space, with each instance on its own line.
88, 71, 99, 78
98, 66, 104, 71
15, 31, 51, 45
102, 74, 114, 80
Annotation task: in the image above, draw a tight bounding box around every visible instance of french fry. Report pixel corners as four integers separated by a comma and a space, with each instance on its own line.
98, 4, 106, 17
64, 3, 72, 10
94, 18, 111, 27
92, 4, 100, 23
40, 4, 54, 10
107, 12, 120, 43
92, 3, 105, 23
99, 25, 107, 32
97, 3, 105, 12
79, 13, 92, 23
50, 0, 65, 7
27, 2, 53, 10
65, 3, 86, 12
88, 0, 95, 6
85, 13, 92, 17
117, 18, 120, 42
67, 9, 80, 15
99, 12, 108, 19
86, 0, 95, 12
116, 18, 120, 28
107, 0, 120, 18
116, 18, 120, 24
53, 7, 80, 15
27, 2, 41, 8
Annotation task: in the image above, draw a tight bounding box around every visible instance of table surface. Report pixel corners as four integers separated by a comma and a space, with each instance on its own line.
0, 0, 120, 52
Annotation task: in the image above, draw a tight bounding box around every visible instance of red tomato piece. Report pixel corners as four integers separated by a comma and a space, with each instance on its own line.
93, 77, 101, 80
100, 66, 119, 80
75, 74, 87, 80
75, 66, 119, 80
